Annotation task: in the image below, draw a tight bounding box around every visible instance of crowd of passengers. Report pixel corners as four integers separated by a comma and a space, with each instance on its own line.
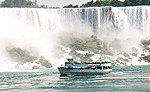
65, 61, 111, 64
65, 66, 111, 70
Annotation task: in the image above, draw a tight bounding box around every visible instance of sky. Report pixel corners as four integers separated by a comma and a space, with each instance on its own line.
0, 0, 93, 8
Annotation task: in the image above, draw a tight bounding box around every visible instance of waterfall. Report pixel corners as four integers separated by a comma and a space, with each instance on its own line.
116, 6, 150, 38
0, 7, 149, 37
0, 6, 150, 70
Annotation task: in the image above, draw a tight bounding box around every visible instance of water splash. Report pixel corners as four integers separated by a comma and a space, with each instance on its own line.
0, 7, 149, 70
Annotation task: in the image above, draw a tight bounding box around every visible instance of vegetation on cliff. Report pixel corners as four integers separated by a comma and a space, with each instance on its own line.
0, 0, 38, 8
0, 0, 59, 8
64, 0, 150, 8
1, 0, 150, 8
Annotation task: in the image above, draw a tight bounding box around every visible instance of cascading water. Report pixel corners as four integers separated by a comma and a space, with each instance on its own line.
0, 6, 150, 70
117, 6, 150, 38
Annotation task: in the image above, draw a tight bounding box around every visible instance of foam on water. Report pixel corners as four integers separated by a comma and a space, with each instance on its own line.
0, 66, 149, 91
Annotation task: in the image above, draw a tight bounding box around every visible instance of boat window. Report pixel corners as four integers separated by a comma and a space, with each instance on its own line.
67, 58, 73, 63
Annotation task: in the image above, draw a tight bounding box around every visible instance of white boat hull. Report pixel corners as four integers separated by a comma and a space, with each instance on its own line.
58, 68, 112, 76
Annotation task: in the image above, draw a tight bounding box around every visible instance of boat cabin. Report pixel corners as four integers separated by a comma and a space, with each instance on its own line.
67, 58, 73, 63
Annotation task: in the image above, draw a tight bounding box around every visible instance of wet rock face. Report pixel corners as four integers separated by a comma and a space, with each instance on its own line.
140, 39, 150, 62
6, 47, 38, 63
64, 35, 150, 65
32, 65, 40, 69
6, 47, 52, 68
39, 56, 52, 68
68, 35, 112, 55
140, 55, 150, 62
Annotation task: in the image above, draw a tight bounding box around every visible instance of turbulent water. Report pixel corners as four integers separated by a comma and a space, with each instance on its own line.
0, 65, 149, 92
0, 6, 150, 69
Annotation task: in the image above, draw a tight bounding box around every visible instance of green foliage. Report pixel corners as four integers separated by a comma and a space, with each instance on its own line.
0, 0, 60, 8
64, 0, 150, 8
1, 0, 149, 8
110, 0, 124, 7
93, 1, 104, 7
129, 0, 142, 6
0, 0, 37, 8
40, 5, 47, 8
123, 0, 131, 6
142, 0, 150, 5
99, 1, 110, 6
81, 0, 110, 7
63, 4, 79, 8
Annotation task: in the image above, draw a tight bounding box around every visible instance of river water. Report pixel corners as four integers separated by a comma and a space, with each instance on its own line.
0, 65, 149, 92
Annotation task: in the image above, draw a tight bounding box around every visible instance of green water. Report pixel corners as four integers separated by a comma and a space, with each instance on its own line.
0, 65, 149, 92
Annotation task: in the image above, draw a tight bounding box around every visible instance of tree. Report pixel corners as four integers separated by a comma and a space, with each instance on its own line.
86, 0, 94, 7
0, 0, 38, 8
81, 0, 94, 7
141, 0, 150, 5
40, 5, 47, 8
73, 5, 79, 8
64, 0, 150, 8
103, 1, 111, 6
110, 0, 123, 7
63, 5, 68, 8
93, 1, 110, 7
123, 0, 131, 6
1, 0, 14, 7
129, 0, 142, 6
13, 0, 27, 7
94, 1, 105, 6
35, 0, 37, 5
68, 4, 73, 8
63, 4, 79, 8
26, 1, 33, 6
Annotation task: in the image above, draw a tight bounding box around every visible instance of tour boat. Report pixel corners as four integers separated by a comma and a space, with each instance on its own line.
58, 58, 112, 76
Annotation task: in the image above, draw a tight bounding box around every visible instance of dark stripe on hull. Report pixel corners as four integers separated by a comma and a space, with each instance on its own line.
58, 68, 112, 76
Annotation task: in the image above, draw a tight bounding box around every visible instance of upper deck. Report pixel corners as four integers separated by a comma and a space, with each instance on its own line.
65, 58, 112, 68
